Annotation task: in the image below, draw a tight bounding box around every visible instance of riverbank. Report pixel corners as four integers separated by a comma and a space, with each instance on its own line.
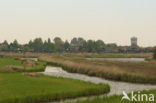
43, 66, 156, 103
40, 55, 156, 84
0, 73, 109, 103
0, 57, 46, 72
0, 57, 110, 103
1, 52, 156, 84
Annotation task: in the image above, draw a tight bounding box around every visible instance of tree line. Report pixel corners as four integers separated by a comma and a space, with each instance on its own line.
0, 37, 154, 53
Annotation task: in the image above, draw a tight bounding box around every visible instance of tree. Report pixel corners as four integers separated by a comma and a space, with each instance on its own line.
71, 38, 78, 46
64, 40, 70, 52
23, 45, 31, 52
11, 40, 19, 48
9, 40, 20, 52
95, 40, 105, 53
153, 48, 156, 60
70, 38, 78, 52
86, 40, 96, 52
43, 39, 54, 53
0, 40, 9, 51
70, 37, 86, 52
105, 43, 118, 53
31, 38, 44, 52
53, 37, 64, 52
77, 37, 85, 46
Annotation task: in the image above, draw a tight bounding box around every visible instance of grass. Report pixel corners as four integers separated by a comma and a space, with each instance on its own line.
1, 52, 156, 84
0, 56, 110, 103
0, 57, 46, 72
74, 89, 156, 103
1, 52, 155, 84
62, 53, 153, 59
0, 57, 23, 69
37, 54, 156, 84
0, 73, 110, 103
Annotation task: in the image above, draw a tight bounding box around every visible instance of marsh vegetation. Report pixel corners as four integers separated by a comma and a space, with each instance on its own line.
38, 53, 156, 84
0, 56, 110, 103
1, 52, 156, 84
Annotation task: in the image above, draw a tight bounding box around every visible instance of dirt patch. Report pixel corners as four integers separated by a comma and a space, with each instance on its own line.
2, 65, 24, 71
22, 72, 40, 77
23, 59, 38, 68
14, 57, 38, 68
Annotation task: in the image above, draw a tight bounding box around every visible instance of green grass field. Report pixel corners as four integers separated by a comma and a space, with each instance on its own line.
0, 57, 46, 72
0, 57, 110, 103
0, 73, 109, 103
0, 58, 23, 69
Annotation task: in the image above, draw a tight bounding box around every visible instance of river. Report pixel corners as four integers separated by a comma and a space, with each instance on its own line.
42, 66, 156, 103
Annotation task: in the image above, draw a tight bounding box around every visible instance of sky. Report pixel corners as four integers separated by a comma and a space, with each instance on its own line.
0, 0, 156, 47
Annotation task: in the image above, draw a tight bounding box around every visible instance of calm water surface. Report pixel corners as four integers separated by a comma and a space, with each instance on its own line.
86, 58, 145, 62
43, 66, 156, 103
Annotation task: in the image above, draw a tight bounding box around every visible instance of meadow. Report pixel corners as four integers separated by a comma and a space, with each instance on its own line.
0, 56, 110, 103
0, 57, 46, 72
0, 73, 109, 103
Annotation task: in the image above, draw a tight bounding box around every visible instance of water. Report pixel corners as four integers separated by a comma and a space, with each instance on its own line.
86, 58, 145, 62
42, 66, 156, 103
23, 58, 38, 61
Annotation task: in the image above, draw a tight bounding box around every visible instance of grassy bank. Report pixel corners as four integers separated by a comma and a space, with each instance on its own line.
75, 89, 156, 103
0, 73, 110, 103
1, 52, 156, 84
0, 56, 110, 103
38, 54, 156, 84
62, 53, 153, 59
0, 57, 46, 72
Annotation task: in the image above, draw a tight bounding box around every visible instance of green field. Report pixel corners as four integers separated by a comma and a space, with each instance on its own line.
0, 73, 109, 103
0, 57, 110, 103
0, 57, 46, 72
0, 58, 23, 69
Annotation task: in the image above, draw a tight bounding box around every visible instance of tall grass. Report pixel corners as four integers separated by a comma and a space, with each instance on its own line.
63, 53, 153, 59
1, 52, 156, 84
39, 55, 156, 84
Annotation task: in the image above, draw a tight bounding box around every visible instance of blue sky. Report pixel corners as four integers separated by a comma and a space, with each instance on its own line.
0, 0, 156, 46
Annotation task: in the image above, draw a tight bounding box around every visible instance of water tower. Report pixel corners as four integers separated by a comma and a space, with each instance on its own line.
131, 37, 137, 47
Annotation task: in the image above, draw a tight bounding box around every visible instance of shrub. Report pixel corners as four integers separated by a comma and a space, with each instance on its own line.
153, 48, 156, 60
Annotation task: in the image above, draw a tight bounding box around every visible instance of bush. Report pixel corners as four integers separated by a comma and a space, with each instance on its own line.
153, 49, 156, 60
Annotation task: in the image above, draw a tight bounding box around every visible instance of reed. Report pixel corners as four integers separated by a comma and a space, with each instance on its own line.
1, 52, 156, 84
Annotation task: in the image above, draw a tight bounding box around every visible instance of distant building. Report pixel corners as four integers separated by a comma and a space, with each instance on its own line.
131, 37, 137, 47
129, 37, 140, 52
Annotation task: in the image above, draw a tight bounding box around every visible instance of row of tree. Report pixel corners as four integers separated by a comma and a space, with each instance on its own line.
0, 37, 155, 53
0, 37, 118, 53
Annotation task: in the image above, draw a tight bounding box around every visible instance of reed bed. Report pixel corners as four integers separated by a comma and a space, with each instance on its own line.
1, 52, 156, 84
39, 54, 156, 84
